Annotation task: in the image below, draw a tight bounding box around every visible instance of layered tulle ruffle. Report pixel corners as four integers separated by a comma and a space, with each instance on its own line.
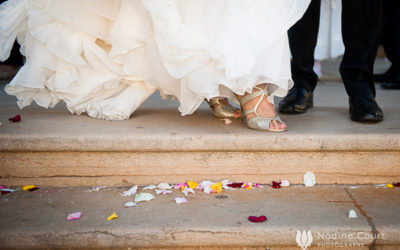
1, 0, 310, 120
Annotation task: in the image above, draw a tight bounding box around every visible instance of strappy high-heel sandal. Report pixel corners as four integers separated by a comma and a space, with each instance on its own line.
238, 85, 287, 132
206, 97, 241, 119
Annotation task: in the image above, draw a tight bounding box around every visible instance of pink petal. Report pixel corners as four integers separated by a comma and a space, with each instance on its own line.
174, 197, 188, 204
248, 215, 267, 223
9, 114, 21, 122
67, 212, 82, 221
174, 183, 188, 189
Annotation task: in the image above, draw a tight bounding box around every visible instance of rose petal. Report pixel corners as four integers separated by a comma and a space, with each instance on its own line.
203, 185, 213, 194
21, 185, 37, 191
304, 172, 316, 187
142, 185, 156, 190
135, 193, 155, 202
157, 183, 171, 190
393, 182, 400, 187
107, 212, 118, 220
67, 212, 81, 221
174, 197, 188, 204
9, 114, 21, 122
227, 183, 244, 188
182, 187, 195, 196
348, 210, 357, 218
121, 185, 138, 196
280, 180, 290, 187
242, 182, 253, 190
156, 189, 172, 195
253, 183, 264, 188
174, 183, 188, 190
272, 181, 281, 189
198, 180, 213, 191
124, 202, 137, 207
248, 215, 267, 223
28, 187, 39, 192
186, 181, 199, 189
211, 182, 222, 193
386, 183, 394, 189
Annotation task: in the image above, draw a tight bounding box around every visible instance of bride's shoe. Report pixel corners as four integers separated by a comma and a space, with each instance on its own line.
238, 85, 287, 132
206, 98, 241, 119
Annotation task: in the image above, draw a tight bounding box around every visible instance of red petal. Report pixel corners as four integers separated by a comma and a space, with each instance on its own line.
248, 215, 267, 223
272, 181, 281, 189
393, 182, 400, 187
227, 183, 244, 188
9, 114, 21, 122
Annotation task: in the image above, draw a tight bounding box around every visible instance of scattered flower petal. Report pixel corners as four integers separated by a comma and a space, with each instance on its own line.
49, 189, 54, 192
203, 185, 213, 194
198, 180, 213, 191
142, 185, 156, 190
175, 197, 188, 204
248, 215, 267, 223
124, 202, 137, 207
87, 186, 107, 192
375, 184, 386, 187
21, 185, 37, 191
272, 181, 281, 189
135, 193, 155, 202
253, 183, 264, 188
304, 172, 316, 187
107, 212, 118, 221
156, 189, 172, 195
386, 183, 394, 189
348, 186, 358, 189
227, 183, 244, 188
174, 183, 188, 190
0, 186, 14, 195
221, 118, 232, 125
9, 114, 21, 122
182, 187, 195, 196
211, 182, 223, 193
67, 212, 81, 221
157, 183, 171, 190
187, 181, 199, 189
348, 210, 357, 218
221, 180, 234, 190
242, 182, 253, 190
280, 180, 290, 187
121, 185, 138, 197
393, 182, 400, 187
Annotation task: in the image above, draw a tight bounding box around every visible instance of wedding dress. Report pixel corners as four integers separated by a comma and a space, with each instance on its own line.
315, 0, 344, 60
0, 0, 310, 120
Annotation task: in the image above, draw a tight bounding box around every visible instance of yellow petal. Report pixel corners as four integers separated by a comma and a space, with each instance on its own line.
387, 183, 394, 189
211, 182, 222, 193
21, 185, 36, 191
187, 181, 199, 189
107, 212, 118, 221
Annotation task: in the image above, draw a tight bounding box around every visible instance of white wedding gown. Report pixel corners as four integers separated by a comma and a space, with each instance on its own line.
0, 0, 310, 120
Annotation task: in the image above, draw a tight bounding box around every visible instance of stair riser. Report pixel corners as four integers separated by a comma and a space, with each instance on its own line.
1, 151, 399, 186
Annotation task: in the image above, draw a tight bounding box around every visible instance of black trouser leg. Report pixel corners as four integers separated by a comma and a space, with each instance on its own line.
288, 0, 321, 92
382, 0, 400, 73
340, 0, 382, 100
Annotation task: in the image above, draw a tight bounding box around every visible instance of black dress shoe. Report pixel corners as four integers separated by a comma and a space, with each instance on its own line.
349, 96, 384, 122
278, 86, 313, 114
381, 74, 400, 89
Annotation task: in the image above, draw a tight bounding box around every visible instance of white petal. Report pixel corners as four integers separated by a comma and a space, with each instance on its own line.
135, 193, 155, 202
348, 209, 358, 218
156, 189, 172, 195
157, 183, 172, 190
280, 180, 291, 187
121, 185, 138, 196
304, 172, 316, 187
142, 185, 156, 190
124, 201, 137, 207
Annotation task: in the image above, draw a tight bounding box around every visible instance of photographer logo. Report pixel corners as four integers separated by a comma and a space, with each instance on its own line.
296, 230, 313, 250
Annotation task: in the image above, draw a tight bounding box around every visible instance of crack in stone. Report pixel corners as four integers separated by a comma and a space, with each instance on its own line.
343, 187, 378, 250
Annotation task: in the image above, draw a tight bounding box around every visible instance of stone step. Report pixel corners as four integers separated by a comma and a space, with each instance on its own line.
0, 185, 399, 249
1, 76, 400, 186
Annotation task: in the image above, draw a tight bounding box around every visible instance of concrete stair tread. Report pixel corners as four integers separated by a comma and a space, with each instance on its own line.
1, 185, 399, 249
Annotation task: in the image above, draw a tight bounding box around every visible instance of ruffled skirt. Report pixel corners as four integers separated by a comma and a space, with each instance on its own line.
1, 0, 310, 120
